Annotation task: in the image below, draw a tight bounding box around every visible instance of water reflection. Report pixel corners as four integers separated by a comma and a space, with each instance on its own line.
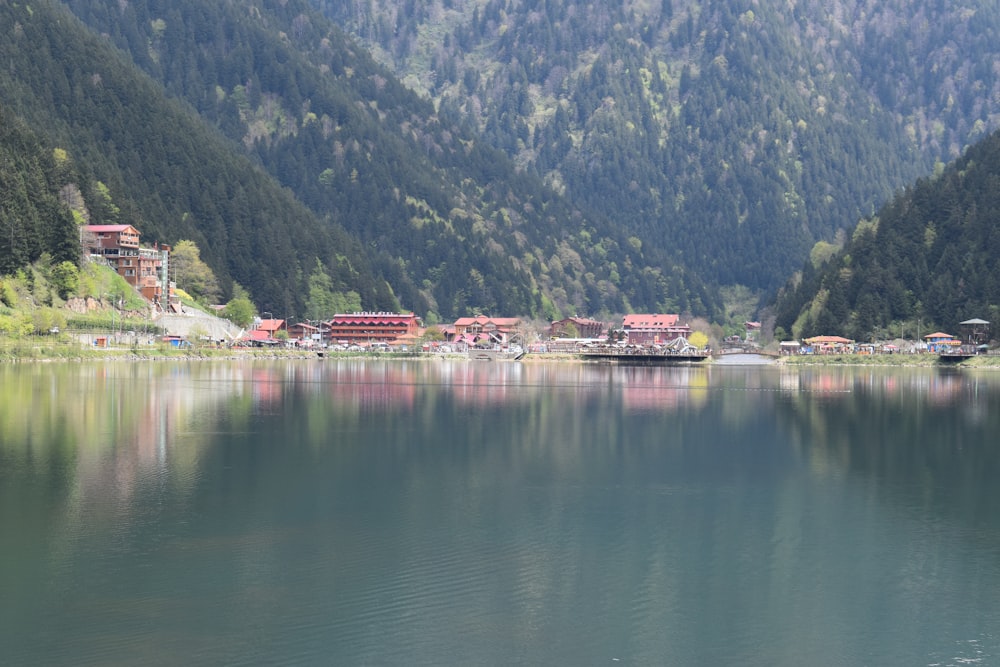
3, 361, 998, 539
1, 361, 999, 665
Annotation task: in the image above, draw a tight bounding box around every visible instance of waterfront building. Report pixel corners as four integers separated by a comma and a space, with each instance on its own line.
924, 332, 961, 353
550, 317, 606, 339
451, 316, 521, 347
621, 314, 692, 345
325, 312, 422, 346
287, 322, 321, 343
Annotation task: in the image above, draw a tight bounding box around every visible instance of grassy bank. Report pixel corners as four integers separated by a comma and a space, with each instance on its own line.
0, 338, 315, 361
777, 353, 1000, 368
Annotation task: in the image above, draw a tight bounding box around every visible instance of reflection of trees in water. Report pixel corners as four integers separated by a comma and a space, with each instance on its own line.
777, 368, 1000, 530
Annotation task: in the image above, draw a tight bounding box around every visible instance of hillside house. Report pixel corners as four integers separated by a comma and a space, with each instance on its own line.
82, 224, 174, 309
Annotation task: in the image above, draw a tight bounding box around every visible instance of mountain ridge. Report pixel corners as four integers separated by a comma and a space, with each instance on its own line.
318, 0, 1000, 294
774, 128, 1000, 342
6, 0, 718, 321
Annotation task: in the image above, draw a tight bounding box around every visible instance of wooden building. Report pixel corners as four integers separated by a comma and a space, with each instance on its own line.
83, 224, 173, 309
550, 317, 606, 339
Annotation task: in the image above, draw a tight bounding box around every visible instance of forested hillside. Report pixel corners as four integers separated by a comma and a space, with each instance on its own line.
1, 0, 396, 316
318, 0, 1000, 295
0, 108, 80, 275
774, 129, 1000, 341
48, 0, 718, 322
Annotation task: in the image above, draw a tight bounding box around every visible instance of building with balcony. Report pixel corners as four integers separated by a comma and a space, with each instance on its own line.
451, 315, 522, 347
82, 224, 173, 309
549, 317, 606, 339
621, 314, 692, 345
325, 312, 422, 346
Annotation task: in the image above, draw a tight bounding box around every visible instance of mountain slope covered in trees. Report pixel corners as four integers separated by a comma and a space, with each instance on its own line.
1, 0, 397, 317
773, 129, 1000, 341
318, 0, 1000, 296
0, 107, 80, 276
39, 0, 718, 321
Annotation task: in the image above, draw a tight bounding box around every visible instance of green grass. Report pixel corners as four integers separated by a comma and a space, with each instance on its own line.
779, 353, 1000, 367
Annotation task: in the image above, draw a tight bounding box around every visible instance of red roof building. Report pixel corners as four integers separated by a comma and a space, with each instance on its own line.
325, 312, 421, 345
923, 332, 961, 352
256, 319, 286, 334
82, 224, 173, 308
621, 313, 692, 344
451, 316, 521, 346
245, 329, 280, 346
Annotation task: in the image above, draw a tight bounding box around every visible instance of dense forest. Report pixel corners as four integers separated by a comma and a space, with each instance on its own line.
774, 129, 1000, 341
318, 0, 1000, 296
3, 0, 999, 325
1, 0, 397, 317
0, 108, 80, 275
5, 0, 719, 322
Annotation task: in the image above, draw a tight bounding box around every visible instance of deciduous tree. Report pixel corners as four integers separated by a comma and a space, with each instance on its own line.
171, 240, 221, 304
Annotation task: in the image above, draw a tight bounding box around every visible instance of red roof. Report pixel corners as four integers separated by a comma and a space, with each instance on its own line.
256, 319, 285, 332
83, 224, 139, 233
453, 315, 521, 327
923, 332, 954, 339
247, 330, 273, 341
804, 335, 853, 344
328, 312, 416, 325
623, 313, 682, 328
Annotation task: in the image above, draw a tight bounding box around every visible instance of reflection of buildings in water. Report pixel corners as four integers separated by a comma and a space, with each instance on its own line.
800, 370, 852, 395
617, 366, 710, 412
778, 370, 801, 393
927, 372, 963, 407
16, 363, 254, 559
251, 367, 283, 408
447, 362, 526, 407
798, 368, 971, 407
78, 364, 248, 496
323, 362, 418, 409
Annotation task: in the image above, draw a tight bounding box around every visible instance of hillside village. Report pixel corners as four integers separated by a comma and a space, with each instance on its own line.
78, 220, 706, 352
70, 219, 995, 358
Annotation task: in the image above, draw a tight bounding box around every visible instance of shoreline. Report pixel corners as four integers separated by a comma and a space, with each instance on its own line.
4, 340, 1000, 368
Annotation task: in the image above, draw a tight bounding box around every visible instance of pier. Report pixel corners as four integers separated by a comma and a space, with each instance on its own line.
578, 345, 709, 365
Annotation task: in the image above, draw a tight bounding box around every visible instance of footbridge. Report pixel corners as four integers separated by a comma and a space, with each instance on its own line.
713, 344, 780, 359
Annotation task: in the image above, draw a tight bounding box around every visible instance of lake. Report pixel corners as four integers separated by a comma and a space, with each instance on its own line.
1, 360, 998, 665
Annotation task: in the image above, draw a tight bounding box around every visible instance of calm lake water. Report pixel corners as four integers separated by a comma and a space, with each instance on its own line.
1, 360, 999, 666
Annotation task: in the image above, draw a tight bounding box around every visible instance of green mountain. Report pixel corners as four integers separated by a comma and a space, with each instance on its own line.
4, 0, 718, 322
773, 129, 1000, 341
316, 0, 1000, 295
0, 108, 80, 275
1, 0, 395, 316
